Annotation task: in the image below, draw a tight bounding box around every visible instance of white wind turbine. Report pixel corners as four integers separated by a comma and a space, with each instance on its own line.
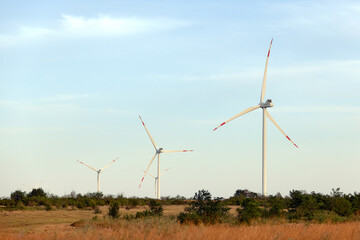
77, 157, 119, 193
138, 116, 193, 200
213, 39, 298, 196
143, 168, 170, 198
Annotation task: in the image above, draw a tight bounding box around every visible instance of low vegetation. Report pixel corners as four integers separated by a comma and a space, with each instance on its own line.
1, 187, 360, 239
1, 187, 360, 224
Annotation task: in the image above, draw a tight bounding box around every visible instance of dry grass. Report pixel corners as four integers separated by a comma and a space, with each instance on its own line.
0, 207, 359, 240
0, 205, 185, 233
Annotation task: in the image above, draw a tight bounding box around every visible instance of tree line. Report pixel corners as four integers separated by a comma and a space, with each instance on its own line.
1, 187, 360, 224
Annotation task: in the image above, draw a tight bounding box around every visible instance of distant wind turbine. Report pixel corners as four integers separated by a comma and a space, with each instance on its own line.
213, 39, 298, 196
77, 157, 119, 193
143, 168, 170, 198
138, 116, 193, 199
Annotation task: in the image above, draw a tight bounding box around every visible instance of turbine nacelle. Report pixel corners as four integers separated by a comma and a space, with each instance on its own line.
156, 148, 163, 154
260, 99, 273, 108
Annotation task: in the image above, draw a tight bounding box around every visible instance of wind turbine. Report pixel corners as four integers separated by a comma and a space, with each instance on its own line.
77, 157, 119, 193
213, 39, 298, 196
143, 168, 170, 198
138, 116, 193, 199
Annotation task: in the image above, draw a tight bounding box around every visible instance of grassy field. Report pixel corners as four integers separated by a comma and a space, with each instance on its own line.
0, 206, 359, 239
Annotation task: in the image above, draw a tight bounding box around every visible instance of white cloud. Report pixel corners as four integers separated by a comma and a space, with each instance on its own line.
0, 15, 188, 47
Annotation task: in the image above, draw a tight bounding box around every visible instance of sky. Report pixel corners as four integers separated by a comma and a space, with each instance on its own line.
0, 0, 359, 199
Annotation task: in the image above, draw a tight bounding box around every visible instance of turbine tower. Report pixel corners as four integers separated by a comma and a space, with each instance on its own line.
143, 168, 170, 198
77, 157, 119, 193
213, 39, 298, 196
138, 116, 193, 200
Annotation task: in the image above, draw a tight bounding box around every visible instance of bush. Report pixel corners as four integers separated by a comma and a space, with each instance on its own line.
45, 203, 52, 211
94, 206, 102, 214
148, 200, 163, 216
135, 200, 163, 219
76, 201, 85, 209
10, 190, 26, 203
331, 197, 352, 217
288, 195, 318, 221
177, 189, 230, 225
266, 196, 286, 218
289, 190, 306, 209
28, 188, 47, 198
108, 201, 120, 218
234, 189, 258, 198
313, 210, 348, 223
237, 198, 262, 224
126, 198, 139, 209
177, 212, 201, 224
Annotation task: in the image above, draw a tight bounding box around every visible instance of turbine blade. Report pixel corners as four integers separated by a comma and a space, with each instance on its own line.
139, 153, 157, 188
139, 116, 158, 150
77, 160, 98, 172
144, 170, 156, 179
161, 150, 194, 153
160, 168, 170, 176
101, 157, 119, 171
265, 109, 298, 148
260, 38, 273, 103
213, 105, 261, 131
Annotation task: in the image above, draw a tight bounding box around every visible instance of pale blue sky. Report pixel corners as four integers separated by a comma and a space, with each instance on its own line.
0, 0, 359, 198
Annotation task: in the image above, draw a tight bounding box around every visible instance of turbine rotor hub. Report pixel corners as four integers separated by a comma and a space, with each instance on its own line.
156, 148, 163, 154
260, 99, 274, 108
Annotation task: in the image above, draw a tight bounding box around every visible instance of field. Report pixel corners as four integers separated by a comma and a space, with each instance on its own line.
1, 206, 359, 240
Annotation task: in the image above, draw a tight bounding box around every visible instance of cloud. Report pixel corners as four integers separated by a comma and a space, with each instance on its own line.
0, 15, 188, 47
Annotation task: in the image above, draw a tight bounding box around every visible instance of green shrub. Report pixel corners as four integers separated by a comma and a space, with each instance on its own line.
28, 188, 47, 198
126, 198, 140, 209
135, 200, 163, 219
177, 189, 230, 225
177, 212, 201, 224
76, 201, 85, 209
268, 197, 285, 217
331, 197, 352, 217
237, 198, 262, 224
148, 200, 163, 216
108, 201, 120, 218
10, 190, 26, 204
45, 204, 52, 211
288, 195, 318, 221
